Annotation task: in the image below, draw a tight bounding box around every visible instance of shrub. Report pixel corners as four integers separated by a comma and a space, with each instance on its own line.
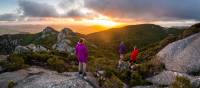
6, 54, 26, 71
102, 75, 124, 88
170, 76, 192, 88
7, 80, 17, 88
67, 54, 77, 62
137, 58, 165, 78
0, 60, 7, 68
119, 70, 131, 83
182, 24, 200, 38
105, 68, 114, 78
47, 56, 66, 72
50, 50, 69, 58
129, 72, 148, 86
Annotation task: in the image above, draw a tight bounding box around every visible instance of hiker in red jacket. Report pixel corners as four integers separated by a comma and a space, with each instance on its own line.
130, 46, 139, 64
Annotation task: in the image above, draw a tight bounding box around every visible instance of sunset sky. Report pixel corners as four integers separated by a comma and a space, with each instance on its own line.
0, 0, 200, 34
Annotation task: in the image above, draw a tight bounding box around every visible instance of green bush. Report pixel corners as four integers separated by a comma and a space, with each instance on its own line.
102, 75, 124, 88
137, 59, 165, 78
182, 24, 200, 38
129, 72, 148, 86
105, 68, 114, 78
7, 80, 17, 88
170, 76, 192, 88
50, 50, 69, 58
17, 52, 51, 66
5, 52, 78, 72
67, 54, 77, 62
6, 54, 26, 71
0, 60, 7, 68
119, 70, 131, 83
47, 56, 66, 73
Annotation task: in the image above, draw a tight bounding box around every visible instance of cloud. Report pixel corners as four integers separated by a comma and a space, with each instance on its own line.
58, 0, 84, 12
17, 0, 89, 19
58, 0, 88, 18
66, 9, 85, 18
0, 13, 19, 21
85, 0, 200, 21
18, 0, 59, 17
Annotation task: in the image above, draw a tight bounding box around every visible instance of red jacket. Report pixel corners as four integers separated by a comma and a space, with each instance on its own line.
130, 48, 139, 63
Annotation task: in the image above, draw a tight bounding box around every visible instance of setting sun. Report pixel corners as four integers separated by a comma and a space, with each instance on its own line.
87, 19, 120, 27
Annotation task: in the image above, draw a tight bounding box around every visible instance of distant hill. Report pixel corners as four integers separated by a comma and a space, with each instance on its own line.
86, 24, 181, 51
0, 29, 22, 35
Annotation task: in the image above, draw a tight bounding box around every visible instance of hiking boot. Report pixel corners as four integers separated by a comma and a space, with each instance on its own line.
83, 73, 87, 79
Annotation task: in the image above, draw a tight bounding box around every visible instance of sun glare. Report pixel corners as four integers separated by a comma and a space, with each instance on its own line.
87, 19, 120, 27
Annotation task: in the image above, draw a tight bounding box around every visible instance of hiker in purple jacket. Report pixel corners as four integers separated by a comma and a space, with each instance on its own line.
118, 41, 126, 67
75, 38, 88, 77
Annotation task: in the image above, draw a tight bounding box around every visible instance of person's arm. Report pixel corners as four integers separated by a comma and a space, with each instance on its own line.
85, 46, 88, 59
75, 45, 78, 56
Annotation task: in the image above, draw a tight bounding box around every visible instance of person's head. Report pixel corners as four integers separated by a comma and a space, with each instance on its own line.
79, 38, 85, 44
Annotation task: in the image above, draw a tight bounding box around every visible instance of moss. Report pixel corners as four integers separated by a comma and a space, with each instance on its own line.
170, 76, 192, 88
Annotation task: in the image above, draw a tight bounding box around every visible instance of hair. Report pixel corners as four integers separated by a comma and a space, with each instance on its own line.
79, 38, 84, 43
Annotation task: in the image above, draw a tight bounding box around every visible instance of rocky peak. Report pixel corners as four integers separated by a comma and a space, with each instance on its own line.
42, 26, 56, 34
61, 28, 76, 36
52, 28, 76, 53
40, 27, 57, 38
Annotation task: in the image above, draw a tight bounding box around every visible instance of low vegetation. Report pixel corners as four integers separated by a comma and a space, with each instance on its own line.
8, 80, 17, 88
1, 51, 78, 73
170, 76, 192, 88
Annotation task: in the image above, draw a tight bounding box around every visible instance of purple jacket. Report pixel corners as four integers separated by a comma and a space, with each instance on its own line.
119, 43, 126, 54
75, 42, 88, 63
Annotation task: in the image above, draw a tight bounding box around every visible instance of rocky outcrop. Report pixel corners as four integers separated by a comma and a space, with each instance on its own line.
0, 66, 97, 88
14, 45, 30, 54
14, 44, 48, 54
157, 33, 200, 73
146, 32, 200, 87
191, 77, 200, 88
40, 27, 57, 39
0, 36, 21, 54
26, 44, 48, 52
53, 28, 75, 53
146, 71, 200, 87
146, 71, 192, 85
